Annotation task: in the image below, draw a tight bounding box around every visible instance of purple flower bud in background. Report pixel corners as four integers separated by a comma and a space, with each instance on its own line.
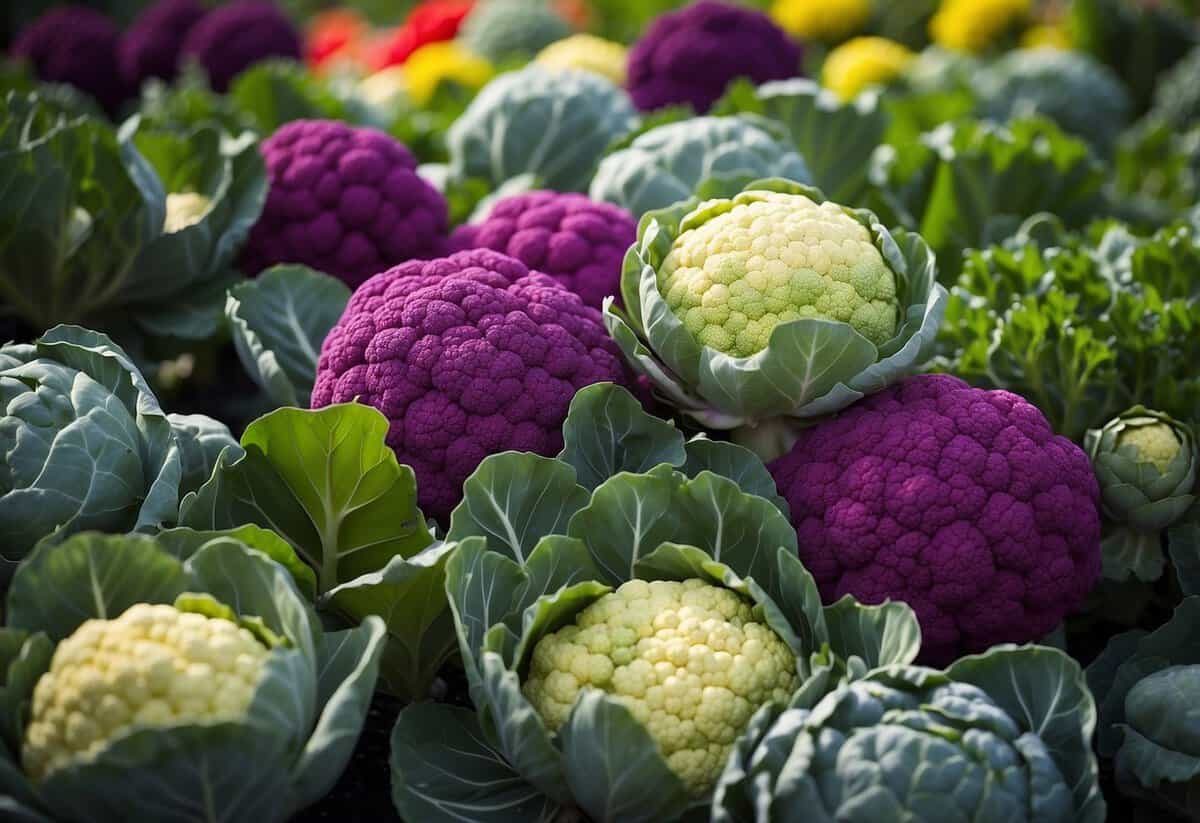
626, 0, 802, 113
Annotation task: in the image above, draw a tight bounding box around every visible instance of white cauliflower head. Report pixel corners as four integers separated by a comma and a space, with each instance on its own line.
23, 603, 269, 781
1117, 422, 1183, 473
522, 578, 798, 795
163, 191, 213, 234
657, 190, 899, 357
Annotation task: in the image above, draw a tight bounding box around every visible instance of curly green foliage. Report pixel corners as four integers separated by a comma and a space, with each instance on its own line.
869, 116, 1109, 283
974, 48, 1132, 154
458, 0, 571, 63
1113, 117, 1200, 222
934, 219, 1200, 441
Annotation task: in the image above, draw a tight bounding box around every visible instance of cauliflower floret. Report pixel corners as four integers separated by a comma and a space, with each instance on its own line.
1117, 422, 1182, 473
523, 578, 798, 796
22, 603, 269, 781
163, 192, 212, 233
657, 191, 898, 356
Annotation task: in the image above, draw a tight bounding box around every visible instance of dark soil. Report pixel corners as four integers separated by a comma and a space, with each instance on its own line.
293, 692, 406, 822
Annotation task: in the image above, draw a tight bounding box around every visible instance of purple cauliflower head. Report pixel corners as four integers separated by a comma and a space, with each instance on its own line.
11, 5, 126, 113
180, 0, 301, 92
450, 191, 636, 310
118, 0, 207, 89
241, 119, 450, 288
311, 249, 632, 519
626, 0, 802, 113
768, 374, 1102, 665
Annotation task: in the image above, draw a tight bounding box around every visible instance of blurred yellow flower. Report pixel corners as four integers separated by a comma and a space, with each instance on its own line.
822, 36, 914, 101
771, 0, 871, 43
362, 41, 493, 108
1020, 24, 1072, 50
930, 0, 1031, 54
536, 34, 628, 86
404, 41, 494, 105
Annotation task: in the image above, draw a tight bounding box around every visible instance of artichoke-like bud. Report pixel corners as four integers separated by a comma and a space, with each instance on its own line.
1086, 406, 1197, 533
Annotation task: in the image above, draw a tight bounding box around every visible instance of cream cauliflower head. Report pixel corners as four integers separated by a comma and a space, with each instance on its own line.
657, 190, 899, 357
522, 578, 798, 795
1118, 422, 1184, 473
23, 603, 269, 781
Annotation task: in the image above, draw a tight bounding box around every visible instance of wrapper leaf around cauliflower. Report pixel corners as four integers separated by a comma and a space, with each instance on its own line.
311, 249, 631, 521
769, 374, 1103, 664
713, 647, 1105, 823
449, 190, 636, 309
240, 119, 450, 288
523, 579, 799, 795
0, 326, 237, 573
1085, 407, 1196, 581
589, 116, 812, 219
604, 178, 946, 459
0, 531, 386, 823
392, 388, 925, 823
23, 603, 271, 781
447, 65, 638, 193
626, 0, 802, 114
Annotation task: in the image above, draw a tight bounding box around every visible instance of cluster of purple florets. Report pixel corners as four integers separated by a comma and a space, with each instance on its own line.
450, 191, 636, 310
768, 374, 1102, 665
312, 249, 631, 519
118, 0, 205, 89
10, 0, 301, 108
180, 0, 301, 91
626, 0, 802, 113
10, 6, 127, 112
241, 119, 450, 288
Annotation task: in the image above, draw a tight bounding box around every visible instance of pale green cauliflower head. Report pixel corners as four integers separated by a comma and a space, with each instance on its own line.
657, 190, 899, 357
522, 578, 799, 795
163, 191, 213, 233
23, 603, 268, 781
1117, 422, 1183, 472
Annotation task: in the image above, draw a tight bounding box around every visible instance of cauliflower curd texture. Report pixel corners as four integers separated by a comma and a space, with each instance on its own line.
1117, 422, 1183, 472
23, 604, 268, 781
658, 191, 898, 357
523, 579, 798, 795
